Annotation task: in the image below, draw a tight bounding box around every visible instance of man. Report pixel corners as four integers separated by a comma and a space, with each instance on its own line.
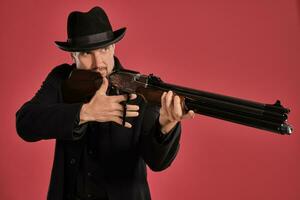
16, 6, 194, 200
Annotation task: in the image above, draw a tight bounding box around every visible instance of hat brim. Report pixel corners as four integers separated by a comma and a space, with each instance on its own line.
55, 27, 126, 52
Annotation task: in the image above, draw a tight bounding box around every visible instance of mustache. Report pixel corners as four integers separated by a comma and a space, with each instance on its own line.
92, 67, 107, 72
92, 67, 109, 78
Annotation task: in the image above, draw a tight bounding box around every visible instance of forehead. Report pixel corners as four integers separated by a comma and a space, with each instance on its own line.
81, 45, 113, 53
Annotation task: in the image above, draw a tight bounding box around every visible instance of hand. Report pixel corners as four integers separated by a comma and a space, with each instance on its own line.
79, 77, 139, 128
159, 90, 195, 134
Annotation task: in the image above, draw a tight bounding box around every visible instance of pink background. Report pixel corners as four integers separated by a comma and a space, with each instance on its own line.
1, 0, 299, 199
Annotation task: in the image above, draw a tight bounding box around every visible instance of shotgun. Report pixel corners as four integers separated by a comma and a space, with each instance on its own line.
62, 68, 293, 135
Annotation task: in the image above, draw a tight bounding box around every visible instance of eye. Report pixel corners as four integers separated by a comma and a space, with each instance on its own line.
101, 46, 110, 52
80, 51, 91, 56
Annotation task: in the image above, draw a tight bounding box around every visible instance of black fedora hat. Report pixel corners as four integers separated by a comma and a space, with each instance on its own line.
55, 6, 126, 52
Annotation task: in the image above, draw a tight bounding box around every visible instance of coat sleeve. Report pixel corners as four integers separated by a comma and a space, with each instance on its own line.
15, 64, 87, 142
139, 103, 181, 172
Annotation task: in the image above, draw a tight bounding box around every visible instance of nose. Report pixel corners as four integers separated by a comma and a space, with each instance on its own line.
92, 52, 105, 69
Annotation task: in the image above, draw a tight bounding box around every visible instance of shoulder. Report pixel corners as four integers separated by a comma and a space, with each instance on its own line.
49, 63, 75, 79
43, 63, 75, 88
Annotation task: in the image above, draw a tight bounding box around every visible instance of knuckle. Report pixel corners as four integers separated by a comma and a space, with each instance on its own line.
119, 104, 124, 111
108, 97, 114, 103
109, 104, 115, 111
113, 117, 121, 124
173, 112, 180, 119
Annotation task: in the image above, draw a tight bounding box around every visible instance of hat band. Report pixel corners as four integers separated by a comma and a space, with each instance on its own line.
67, 31, 114, 45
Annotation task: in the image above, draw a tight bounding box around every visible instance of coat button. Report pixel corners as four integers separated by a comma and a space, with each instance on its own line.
87, 194, 92, 198
70, 158, 76, 165
87, 172, 92, 177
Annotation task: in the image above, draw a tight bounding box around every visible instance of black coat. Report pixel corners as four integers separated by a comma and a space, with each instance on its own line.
16, 60, 181, 200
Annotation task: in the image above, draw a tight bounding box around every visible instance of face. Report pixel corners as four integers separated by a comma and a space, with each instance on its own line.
71, 44, 115, 77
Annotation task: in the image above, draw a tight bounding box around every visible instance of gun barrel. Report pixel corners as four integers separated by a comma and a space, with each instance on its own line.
147, 78, 292, 135
185, 98, 292, 135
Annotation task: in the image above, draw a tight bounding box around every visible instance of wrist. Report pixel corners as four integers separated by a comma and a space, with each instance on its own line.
159, 116, 178, 134
79, 103, 92, 125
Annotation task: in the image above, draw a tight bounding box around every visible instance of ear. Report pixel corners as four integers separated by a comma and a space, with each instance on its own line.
111, 44, 115, 54
70, 52, 75, 62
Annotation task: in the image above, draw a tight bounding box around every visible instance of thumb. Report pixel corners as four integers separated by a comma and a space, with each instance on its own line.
182, 110, 195, 119
97, 76, 109, 95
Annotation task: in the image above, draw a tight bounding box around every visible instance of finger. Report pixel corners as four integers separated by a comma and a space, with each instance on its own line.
172, 95, 182, 120
96, 76, 109, 95
110, 110, 123, 117
161, 92, 167, 110
110, 93, 137, 103
130, 93, 137, 100
110, 116, 132, 128
110, 116, 123, 125
110, 110, 139, 118
165, 91, 173, 108
107, 103, 123, 111
191, 110, 195, 118
111, 103, 139, 113
124, 121, 132, 128
126, 104, 139, 111
110, 94, 129, 102
160, 92, 169, 117
166, 91, 176, 121
126, 111, 139, 117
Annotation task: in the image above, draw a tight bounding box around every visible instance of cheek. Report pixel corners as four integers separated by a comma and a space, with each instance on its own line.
106, 54, 115, 71
77, 57, 93, 69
